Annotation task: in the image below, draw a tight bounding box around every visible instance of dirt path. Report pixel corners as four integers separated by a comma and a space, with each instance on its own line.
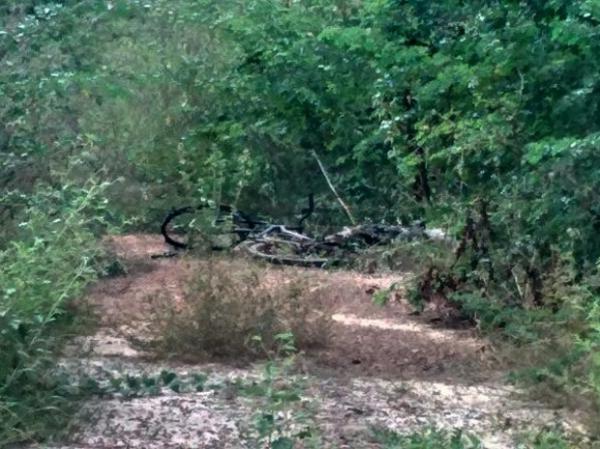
27, 235, 590, 449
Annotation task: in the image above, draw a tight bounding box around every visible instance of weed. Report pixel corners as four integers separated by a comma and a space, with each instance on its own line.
151, 258, 330, 362
372, 427, 482, 449
515, 429, 590, 449
78, 370, 213, 398
372, 281, 402, 307
239, 332, 321, 449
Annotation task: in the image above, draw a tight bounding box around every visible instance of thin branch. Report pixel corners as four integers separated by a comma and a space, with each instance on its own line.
311, 150, 356, 225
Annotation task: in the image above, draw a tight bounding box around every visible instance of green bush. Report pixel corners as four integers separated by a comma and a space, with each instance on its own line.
0, 179, 110, 445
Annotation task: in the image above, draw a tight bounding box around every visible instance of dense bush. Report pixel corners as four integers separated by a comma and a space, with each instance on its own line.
0, 179, 110, 444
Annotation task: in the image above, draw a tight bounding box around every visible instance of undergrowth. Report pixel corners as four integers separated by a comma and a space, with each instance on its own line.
151, 258, 331, 362
0, 179, 111, 445
373, 427, 482, 449
379, 231, 600, 428
373, 427, 579, 449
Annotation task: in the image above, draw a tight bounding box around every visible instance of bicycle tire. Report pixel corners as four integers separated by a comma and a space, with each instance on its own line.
161, 206, 194, 249
240, 240, 330, 268
161, 203, 241, 250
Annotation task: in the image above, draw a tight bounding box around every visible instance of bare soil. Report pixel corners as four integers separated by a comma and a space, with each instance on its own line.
28, 234, 592, 449
93, 235, 487, 381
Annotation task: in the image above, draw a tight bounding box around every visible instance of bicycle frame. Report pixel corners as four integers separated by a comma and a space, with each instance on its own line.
160, 194, 315, 250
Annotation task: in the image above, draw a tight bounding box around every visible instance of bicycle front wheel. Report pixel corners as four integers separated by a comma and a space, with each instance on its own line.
161, 205, 237, 251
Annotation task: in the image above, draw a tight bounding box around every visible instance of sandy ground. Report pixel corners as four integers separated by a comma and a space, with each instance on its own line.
21, 234, 593, 449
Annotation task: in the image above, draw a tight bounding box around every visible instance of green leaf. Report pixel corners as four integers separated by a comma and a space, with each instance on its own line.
160, 370, 178, 386
272, 436, 294, 449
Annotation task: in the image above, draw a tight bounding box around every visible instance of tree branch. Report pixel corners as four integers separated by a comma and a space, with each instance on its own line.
311, 150, 356, 225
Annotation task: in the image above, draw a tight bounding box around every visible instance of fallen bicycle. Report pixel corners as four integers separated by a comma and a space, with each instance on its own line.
153, 197, 448, 267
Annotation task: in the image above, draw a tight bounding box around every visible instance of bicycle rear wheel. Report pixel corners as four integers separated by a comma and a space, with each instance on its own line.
240, 239, 330, 268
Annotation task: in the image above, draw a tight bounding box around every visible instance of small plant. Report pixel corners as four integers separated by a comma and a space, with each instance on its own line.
372, 281, 402, 306
78, 370, 212, 398
240, 332, 320, 449
0, 180, 111, 444
151, 258, 330, 362
516, 429, 577, 449
372, 427, 482, 449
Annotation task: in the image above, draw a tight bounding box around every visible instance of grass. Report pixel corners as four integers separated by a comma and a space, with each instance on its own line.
150, 257, 331, 362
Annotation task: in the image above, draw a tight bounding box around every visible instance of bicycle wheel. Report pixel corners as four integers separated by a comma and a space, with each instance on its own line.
161, 205, 236, 250
161, 206, 194, 249
240, 238, 330, 268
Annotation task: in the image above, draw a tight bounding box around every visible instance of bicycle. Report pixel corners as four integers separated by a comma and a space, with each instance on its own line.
155, 194, 442, 267
156, 194, 333, 266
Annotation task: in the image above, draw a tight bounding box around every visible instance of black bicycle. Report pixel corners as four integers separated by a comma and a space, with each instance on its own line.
157, 194, 335, 266
156, 194, 441, 267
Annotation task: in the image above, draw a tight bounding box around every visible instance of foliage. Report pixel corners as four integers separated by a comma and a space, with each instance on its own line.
373, 427, 482, 449
238, 333, 321, 449
3, 0, 598, 244
0, 178, 110, 445
2, 0, 599, 234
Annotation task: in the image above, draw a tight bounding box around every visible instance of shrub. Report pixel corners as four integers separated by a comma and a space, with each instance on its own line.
151, 258, 330, 362
0, 180, 109, 445
404, 236, 600, 420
